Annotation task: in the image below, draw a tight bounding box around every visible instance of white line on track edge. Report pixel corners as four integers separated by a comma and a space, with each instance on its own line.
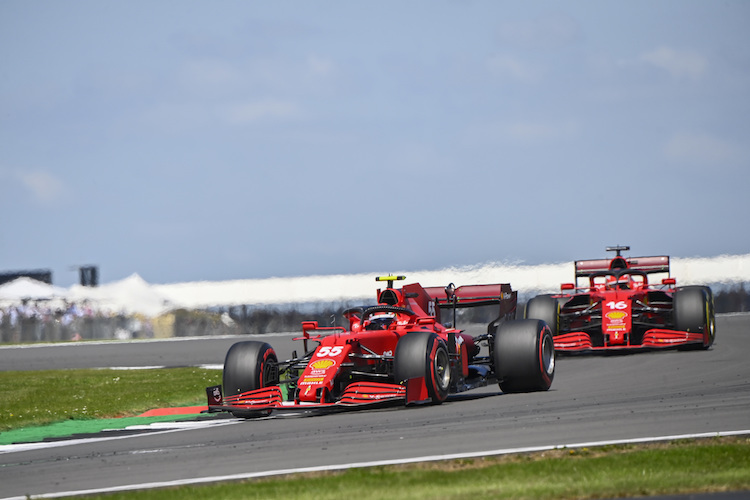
3, 429, 749, 500
0, 419, 240, 455
0, 332, 296, 350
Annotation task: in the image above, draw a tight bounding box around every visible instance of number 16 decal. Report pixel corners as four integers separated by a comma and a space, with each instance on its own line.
607, 301, 627, 310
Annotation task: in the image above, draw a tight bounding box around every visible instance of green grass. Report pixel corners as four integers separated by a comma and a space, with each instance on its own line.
82, 437, 750, 499
0, 367, 222, 432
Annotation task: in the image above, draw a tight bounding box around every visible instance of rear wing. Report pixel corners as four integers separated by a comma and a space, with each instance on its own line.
421, 283, 515, 307
376, 279, 517, 324
416, 283, 517, 323
575, 256, 670, 278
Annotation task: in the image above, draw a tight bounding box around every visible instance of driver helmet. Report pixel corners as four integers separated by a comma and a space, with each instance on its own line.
364, 312, 395, 330
607, 274, 632, 289
617, 274, 632, 289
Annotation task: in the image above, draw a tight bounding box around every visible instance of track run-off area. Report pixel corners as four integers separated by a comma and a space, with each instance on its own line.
1, 314, 749, 499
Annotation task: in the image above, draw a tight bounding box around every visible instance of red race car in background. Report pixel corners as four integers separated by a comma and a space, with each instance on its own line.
207, 275, 555, 417
524, 246, 716, 353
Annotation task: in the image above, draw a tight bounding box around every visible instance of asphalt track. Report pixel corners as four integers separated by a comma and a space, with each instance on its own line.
1, 314, 749, 498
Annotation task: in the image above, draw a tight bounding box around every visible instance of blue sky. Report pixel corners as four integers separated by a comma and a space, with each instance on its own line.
1, 1, 748, 287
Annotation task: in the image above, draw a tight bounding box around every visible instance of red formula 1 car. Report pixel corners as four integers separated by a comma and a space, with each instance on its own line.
524, 246, 716, 353
207, 275, 555, 417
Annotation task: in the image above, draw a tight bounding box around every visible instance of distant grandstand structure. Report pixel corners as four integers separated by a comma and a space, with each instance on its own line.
76, 265, 99, 287
0, 269, 53, 286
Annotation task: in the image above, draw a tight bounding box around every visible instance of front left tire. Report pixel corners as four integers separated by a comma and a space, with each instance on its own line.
223, 341, 279, 397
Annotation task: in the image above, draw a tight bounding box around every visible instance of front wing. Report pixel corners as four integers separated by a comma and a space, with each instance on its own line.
554, 328, 705, 352
207, 380, 431, 415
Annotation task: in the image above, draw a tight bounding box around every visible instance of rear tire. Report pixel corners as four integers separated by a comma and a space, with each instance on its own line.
524, 295, 559, 336
394, 332, 451, 404
674, 286, 715, 349
494, 319, 555, 393
223, 341, 279, 397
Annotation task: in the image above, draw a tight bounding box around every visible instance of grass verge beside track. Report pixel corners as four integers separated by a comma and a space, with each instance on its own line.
74, 437, 750, 499
0, 367, 221, 437
0, 413, 218, 445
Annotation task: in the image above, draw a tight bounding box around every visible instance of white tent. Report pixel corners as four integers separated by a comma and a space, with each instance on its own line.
68, 273, 174, 317
0, 277, 68, 302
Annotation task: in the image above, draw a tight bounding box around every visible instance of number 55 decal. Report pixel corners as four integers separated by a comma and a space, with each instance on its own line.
317, 346, 343, 357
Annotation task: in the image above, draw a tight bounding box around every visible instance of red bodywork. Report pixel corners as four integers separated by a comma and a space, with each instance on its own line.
210, 277, 520, 415
533, 249, 714, 353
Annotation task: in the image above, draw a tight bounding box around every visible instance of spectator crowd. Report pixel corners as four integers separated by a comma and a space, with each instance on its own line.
0, 299, 151, 343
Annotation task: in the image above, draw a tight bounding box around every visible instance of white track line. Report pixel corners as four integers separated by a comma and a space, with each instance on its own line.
0, 332, 296, 350
94, 364, 223, 370
2, 429, 749, 500
0, 419, 240, 455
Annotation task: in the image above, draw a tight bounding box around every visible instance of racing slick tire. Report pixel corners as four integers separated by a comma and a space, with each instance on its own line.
394, 331, 450, 404
524, 295, 559, 336
494, 319, 555, 393
223, 340, 279, 398
674, 286, 715, 349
